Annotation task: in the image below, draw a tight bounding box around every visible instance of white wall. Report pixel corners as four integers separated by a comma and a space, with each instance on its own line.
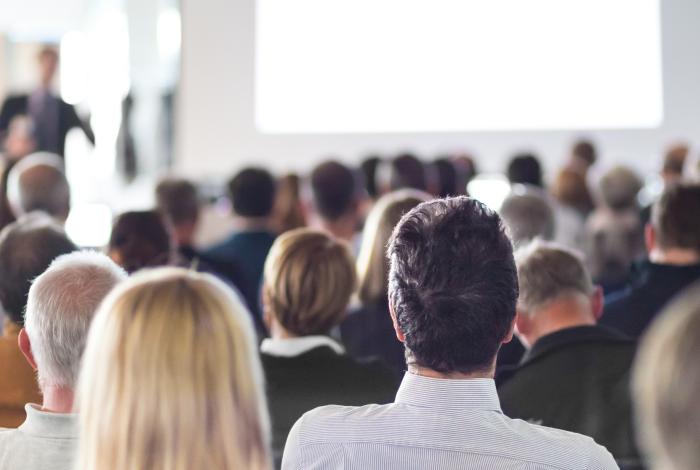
177, 0, 700, 181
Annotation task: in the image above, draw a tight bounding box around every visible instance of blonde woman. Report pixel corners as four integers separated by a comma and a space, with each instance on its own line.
260, 228, 397, 465
340, 189, 430, 377
75, 268, 271, 470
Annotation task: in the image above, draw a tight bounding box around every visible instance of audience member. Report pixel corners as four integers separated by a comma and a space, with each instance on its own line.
641, 143, 689, 225
599, 166, 644, 212
452, 153, 477, 196
0, 214, 76, 427
360, 156, 382, 200
0, 252, 125, 470
307, 160, 362, 245
75, 268, 271, 470
632, 281, 700, 470
499, 187, 555, 249
507, 153, 544, 188
271, 173, 306, 234
551, 167, 595, 217
0, 46, 94, 157
155, 177, 204, 265
204, 167, 277, 329
341, 189, 430, 377
601, 184, 700, 338
569, 139, 598, 176
6, 153, 70, 223
282, 197, 617, 469
261, 229, 397, 465
498, 242, 638, 465
432, 158, 459, 198
108, 210, 173, 274
386, 153, 427, 192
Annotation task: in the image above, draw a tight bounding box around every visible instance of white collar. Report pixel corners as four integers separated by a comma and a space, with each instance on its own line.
260, 335, 345, 357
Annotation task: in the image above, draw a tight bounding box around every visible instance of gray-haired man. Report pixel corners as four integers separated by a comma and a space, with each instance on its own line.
0, 251, 126, 470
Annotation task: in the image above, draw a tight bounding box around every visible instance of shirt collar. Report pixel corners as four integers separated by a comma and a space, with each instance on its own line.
18, 404, 78, 439
260, 335, 345, 357
395, 372, 502, 413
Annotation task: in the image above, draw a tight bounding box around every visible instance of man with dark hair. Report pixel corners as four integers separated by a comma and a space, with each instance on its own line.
601, 184, 700, 338
282, 197, 617, 469
507, 153, 544, 188
155, 178, 202, 263
308, 160, 360, 244
204, 168, 276, 334
0, 47, 94, 157
387, 153, 427, 192
0, 213, 76, 427
571, 139, 597, 175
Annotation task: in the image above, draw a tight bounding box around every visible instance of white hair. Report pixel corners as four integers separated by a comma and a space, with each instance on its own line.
6, 152, 70, 220
24, 251, 127, 389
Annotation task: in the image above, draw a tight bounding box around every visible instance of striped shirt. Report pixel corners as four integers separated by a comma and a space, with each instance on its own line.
282, 373, 618, 469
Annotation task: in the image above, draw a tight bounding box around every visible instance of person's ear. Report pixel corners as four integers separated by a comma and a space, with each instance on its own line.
18, 329, 37, 371
388, 299, 406, 343
644, 223, 655, 254
591, 286, 605, 321
514, 310, 530, 339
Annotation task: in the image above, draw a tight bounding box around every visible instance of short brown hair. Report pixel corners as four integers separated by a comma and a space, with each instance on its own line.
263, 229, 356, 335
155, 178, 199, 225
651, 184, 700, 253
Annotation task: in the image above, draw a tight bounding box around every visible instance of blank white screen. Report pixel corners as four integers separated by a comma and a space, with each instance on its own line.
255, 0, 663, 134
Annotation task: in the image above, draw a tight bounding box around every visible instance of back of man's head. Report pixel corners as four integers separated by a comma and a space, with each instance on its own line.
156, 178, 200, 227
572, 139, 597, 168
24, 251, 127, 389
500, 189, 554, 249
599, 166, 643, 211
7, 152, 70, 221
0, 214, 76, 325
389, 153, 427, 192
515, 242, 594, 315
310, 160, 358, 221
227, 168, 276, 218
388, 196, 518, 374
651, 184, 700, 255
507, 153, 543, 188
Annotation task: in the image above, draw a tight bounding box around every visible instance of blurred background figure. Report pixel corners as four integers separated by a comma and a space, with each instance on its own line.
507, 153, 544, 189
155, 177, 202, 265
551, 167, 594, 219
432, 157, 459, 198
0, 214, 76, 427
568, 139, 598, 178
383, 153, 428, 193
499, 187, 555, 249
633, 281, 700, 470
341, 189, 430, 377
6, 153, 70, 224
107, 210, 173, 274
308, 160, 362, 246
271, 173, 306, 235
260, 229, 397, 465
359, 155, 382, 201
452, 153, 478, 196
0, 46, 94, 158
75, 268, 272, 470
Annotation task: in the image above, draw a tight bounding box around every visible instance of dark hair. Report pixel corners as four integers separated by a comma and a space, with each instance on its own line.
0, 214, 76, 325
155, 178, 199, 226
507, 153, 543, 188
227, 168, 276, 218
310, 160, 357, 221
109, 211, 172, 274
652, 184, 700, 253
388, 197, 518, 374
360, 156, 381, 199
572, 139, 597, 166
390, 154, 427, 191
433, 158, 458, 198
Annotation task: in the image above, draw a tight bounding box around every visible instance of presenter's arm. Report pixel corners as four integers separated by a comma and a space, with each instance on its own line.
66, 103, 96, 145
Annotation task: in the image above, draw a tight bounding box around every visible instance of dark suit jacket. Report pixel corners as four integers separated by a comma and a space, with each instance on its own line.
261, 345, 399, 467
600, 261, 700, 339
0, 94, 94, 157
497, 326, 640, 465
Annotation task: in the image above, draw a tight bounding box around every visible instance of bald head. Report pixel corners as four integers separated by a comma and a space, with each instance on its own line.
7, 153, 70, 221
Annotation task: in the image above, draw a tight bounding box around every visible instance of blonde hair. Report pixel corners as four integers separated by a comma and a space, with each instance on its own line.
356, 190, 430, 306
75, 268, 271, 470
633, 282, 700, 470
263, 228, 355, 336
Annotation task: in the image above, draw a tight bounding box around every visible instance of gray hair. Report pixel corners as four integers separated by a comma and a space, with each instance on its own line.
7, 152, 70, 221
515, 241, 594, 314
599, 166, 643, 211
500, 186, 555, 249
633, 281, 700, 470
24, 251, 127, 389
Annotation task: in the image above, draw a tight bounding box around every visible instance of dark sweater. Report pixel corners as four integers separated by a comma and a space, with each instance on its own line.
261, 345, 399, 466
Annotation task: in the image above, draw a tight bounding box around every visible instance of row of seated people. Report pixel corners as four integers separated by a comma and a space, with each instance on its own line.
0, 184, 698, 468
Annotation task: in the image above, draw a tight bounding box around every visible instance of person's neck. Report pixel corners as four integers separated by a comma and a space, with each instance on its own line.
318, 215, 356, 243
523, 297, 595, 347
41, 385, 75, 414
649, 248, 700, 266
233, 216, 271, 232
408, 364, 494, 380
